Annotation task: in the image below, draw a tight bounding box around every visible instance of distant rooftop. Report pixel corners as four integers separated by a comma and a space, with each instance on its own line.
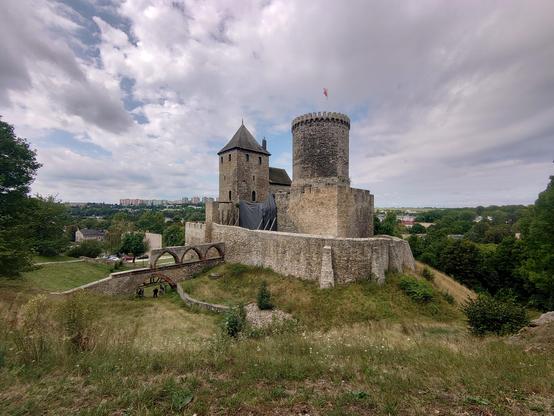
269, 167, 292, 186
218, 123, 270, 156
79, 228, 106, 237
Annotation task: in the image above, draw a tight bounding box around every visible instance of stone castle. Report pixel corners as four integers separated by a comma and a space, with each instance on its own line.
216, 112, 374, 238
186, 111, 414, 287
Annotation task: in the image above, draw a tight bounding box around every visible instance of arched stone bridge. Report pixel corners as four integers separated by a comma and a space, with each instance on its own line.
149, 242, 225, 268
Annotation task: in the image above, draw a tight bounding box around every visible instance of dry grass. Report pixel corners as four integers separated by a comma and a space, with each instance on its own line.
1, 263, 553, 415
415, 261, 477, 304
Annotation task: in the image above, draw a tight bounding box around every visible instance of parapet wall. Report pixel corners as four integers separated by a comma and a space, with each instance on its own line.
210, 223, 414, 287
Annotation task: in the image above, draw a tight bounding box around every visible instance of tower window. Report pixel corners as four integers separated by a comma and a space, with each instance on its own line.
220, 156, 223, 164
258, 156, 262, 165
228, 190, 232, 200
228, 154, 231, 161
253, 175, 255, 181
246, 154, 250, 161
252, 190, 256, 202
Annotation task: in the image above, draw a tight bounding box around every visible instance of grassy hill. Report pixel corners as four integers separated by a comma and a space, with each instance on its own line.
0, 263, 552, 415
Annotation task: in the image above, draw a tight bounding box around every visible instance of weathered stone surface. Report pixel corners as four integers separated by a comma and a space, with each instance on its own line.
292, 112, 350, 187
207, 223, 415, 285
149, 242, 224, 267
320, 246, 335, 288
530, 311, 554, 327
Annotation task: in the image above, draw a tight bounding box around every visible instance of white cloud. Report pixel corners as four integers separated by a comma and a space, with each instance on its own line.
0, 0, 553, 204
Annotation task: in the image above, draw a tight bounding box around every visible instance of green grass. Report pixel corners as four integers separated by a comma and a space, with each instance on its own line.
21, 261, 113, 291
1, 263, 553, 415
181, 263, 462, 329
33, 254, 75, 263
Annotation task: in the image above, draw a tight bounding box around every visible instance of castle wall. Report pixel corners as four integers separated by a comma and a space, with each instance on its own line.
269, 184, 291, 194
185, 222, 208, 245
210, 223, 414, 286
336, 187, 374, 238
285, 184, 340, 236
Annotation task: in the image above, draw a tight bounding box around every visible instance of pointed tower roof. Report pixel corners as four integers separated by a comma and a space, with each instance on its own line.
217, 123, 270, 156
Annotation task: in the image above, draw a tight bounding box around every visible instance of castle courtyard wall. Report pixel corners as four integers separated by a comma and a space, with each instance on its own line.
209, 223, 414, 286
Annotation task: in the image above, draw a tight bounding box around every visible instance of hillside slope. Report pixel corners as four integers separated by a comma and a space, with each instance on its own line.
415, 260, 477, 304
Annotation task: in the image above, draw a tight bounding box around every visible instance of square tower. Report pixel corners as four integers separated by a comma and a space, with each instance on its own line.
217, 123, 270, 204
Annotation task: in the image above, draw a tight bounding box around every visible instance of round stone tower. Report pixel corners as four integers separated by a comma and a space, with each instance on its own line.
291, 111, 350, 187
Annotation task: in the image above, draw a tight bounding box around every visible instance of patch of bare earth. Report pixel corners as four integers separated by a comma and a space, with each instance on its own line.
244, 303, 293, 328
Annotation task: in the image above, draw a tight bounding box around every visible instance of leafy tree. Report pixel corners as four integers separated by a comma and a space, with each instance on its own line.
0, 119, 41, 275
137, 211, 165, 234
440, 239, 484, 289
375, 212, 399, 236
105, 216, 134, 254
163, 224, 184, 247
66, 240, 103, 258
0, 119, 41, 198
520, 175, 554, 309
409, 223, 426, 234
27, 196, 70, 256
120, 232, 146, 263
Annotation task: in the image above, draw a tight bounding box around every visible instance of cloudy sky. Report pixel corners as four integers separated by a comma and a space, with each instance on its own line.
1, 0, 553, 207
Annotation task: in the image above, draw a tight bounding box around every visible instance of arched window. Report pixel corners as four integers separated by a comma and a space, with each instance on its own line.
228, 190, 232, 201
252, 190, 256, 202
258, 156, 262, 165
228, 154, 231, 161
246, 154, 250, 161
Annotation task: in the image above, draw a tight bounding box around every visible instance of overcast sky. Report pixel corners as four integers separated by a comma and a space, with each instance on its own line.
1, 0, 553, 207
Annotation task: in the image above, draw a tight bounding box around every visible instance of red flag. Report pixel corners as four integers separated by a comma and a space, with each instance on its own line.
323, 87, 328, 98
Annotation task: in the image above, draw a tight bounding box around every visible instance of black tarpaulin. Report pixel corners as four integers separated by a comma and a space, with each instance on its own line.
239, 194, 277, 230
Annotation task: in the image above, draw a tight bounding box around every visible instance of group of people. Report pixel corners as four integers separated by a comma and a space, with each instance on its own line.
136, 283, 167, 299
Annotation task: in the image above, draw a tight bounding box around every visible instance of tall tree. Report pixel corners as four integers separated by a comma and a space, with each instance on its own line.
120, 232, 146, 263
163, 224, 185, 247
27, 196, 70, 256
137, 210, 165, 234
521, 175, 554, 309
0, 119, 41, 275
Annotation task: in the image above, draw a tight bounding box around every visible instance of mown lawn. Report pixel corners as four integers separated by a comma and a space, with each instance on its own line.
0, 263, 552, 415
21, 261, 113, 292
33, 255, 76, 264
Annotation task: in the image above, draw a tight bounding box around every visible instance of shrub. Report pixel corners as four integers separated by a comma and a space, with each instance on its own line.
56, 291, 98, 351
399, 276, 435, 303
66, 240, 103, 258
421, 267, 434, 281
222, 304, 246, 338
463, 294, 529, 336
257, 280, 273, 310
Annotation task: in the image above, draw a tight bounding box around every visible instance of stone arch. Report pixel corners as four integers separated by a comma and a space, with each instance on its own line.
181, 247, 202, 263
205, 244, 223, 259
152, 249, 180, 267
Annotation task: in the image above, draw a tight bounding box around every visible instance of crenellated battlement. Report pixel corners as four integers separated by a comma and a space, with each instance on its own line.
291, 111, 350, 132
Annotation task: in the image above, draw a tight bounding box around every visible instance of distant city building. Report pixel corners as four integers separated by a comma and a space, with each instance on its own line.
75, 228, 106, 242
191, 196, 201, 204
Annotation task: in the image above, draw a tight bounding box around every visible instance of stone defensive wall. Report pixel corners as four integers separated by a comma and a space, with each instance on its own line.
194, 223, 414, 288
55, 243, 225, 296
